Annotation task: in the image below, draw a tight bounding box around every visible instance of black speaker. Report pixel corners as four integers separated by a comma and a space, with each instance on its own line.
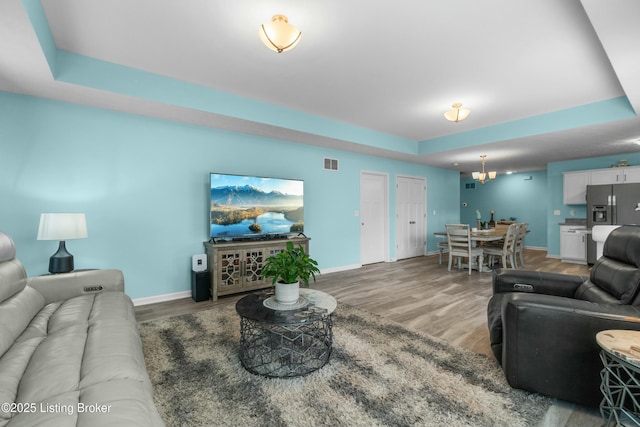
191, 270, 210, 302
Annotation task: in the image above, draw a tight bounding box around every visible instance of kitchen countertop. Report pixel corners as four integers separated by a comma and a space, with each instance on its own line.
559, 218, 587, 226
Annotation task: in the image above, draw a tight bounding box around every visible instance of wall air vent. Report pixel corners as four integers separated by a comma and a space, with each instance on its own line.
323, 158, 339, 171
465, 182, 476, 189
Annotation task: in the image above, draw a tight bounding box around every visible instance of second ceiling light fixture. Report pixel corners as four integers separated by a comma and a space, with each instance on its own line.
473, 155, 497, 184
259, 15, 302, 53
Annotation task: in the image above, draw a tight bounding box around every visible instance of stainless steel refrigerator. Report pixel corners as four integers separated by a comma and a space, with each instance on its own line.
586, 183, 640, 264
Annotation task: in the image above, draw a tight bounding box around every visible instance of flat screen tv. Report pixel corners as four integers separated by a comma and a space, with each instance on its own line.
210, 173, 304, 239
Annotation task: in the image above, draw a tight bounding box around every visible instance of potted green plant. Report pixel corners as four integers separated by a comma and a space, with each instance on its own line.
262, 241, 320, 304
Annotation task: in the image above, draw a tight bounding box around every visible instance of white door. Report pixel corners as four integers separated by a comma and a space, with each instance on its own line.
360, 171, 388, 265
396, 176, 426, 259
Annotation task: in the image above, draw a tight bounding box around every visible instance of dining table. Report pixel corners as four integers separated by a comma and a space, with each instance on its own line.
434, 229, 507, 272
434, 229, 506, 242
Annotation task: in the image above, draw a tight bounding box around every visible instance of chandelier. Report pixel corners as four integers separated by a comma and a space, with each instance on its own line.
259, 15, 302, 53
472, 155, 497, 184
444, 102, 471, 122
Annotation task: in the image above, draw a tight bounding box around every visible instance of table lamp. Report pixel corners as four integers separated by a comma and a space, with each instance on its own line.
37, 213, 88, 274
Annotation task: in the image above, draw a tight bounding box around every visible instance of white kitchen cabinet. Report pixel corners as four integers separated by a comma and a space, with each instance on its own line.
589, 169, 621, 185
589, 166, 640, 185
621, 166, 640, 183
563, 171, 590, 204
563, 166, 640, 205
560, 225, 587, 264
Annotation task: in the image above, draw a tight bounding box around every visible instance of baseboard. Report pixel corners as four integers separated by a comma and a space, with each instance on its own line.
132, 265, 362, 306
138, 250, 537, 306
132, 290, 191, 306
320, 264, 361, 275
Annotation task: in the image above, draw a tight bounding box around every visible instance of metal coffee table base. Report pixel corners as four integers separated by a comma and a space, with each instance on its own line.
600, 350, 640, 426
238, 315, 333, 378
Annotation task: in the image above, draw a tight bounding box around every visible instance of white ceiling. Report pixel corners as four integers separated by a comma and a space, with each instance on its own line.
1, 0, 640, 176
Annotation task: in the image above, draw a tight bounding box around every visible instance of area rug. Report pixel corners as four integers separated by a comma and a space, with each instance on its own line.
139, 303, 551, 427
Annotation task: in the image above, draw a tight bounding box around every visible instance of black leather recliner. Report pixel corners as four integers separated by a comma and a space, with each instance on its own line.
487, 225, 640, 407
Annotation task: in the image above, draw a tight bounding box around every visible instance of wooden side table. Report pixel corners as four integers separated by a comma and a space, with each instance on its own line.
596, 330, 640, 426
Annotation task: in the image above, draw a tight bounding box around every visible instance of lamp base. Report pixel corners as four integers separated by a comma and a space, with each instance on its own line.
49, 241, 74, 274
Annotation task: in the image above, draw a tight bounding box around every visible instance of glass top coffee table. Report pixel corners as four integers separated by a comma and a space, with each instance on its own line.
235, 288, 337, 378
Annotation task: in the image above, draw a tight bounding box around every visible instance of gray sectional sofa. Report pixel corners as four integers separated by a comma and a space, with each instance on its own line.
0, 232, 164, 427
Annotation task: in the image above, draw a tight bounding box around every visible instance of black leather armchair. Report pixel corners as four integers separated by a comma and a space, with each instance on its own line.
487, 225, 640, 407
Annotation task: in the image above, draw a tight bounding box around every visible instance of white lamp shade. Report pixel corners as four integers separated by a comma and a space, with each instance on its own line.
259, 15, 302, 53
472, 172, 480, 179
37, 213, 88, 241
488, 171, 497, 179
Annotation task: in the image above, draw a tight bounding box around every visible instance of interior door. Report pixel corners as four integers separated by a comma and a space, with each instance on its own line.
360, 171, 388, 265
396, 176, 426, 259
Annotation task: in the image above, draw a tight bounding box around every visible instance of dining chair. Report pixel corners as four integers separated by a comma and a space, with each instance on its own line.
483, 223, 519, 269
438, 240, 448, 264
445, 224, 484, 275
483, 223, 508, 249
514, 222, 528, 267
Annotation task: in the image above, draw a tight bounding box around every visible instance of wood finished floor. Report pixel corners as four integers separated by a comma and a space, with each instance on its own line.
135, 249, 603, 427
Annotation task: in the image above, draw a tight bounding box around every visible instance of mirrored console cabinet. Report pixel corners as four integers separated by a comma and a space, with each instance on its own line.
203, 237, 310, 300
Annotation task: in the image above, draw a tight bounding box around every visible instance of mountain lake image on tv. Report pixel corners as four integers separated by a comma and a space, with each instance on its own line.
210, 173, 304, 238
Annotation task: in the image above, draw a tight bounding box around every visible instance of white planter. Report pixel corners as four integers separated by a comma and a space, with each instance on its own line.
274, 281, 300, 305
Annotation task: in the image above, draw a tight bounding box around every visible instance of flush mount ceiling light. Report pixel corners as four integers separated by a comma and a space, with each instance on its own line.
444, 102, 471, 122
259, 14, 302, 53
472, 155, 497, 185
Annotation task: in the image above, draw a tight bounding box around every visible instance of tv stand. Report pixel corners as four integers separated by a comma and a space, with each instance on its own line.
203, 237, 310, 300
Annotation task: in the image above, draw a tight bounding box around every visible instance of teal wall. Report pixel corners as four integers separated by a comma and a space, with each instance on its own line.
4, 89, 638, 299
460, 170, 548, 248
0, 92, 460, 299
459, 154, 640, 258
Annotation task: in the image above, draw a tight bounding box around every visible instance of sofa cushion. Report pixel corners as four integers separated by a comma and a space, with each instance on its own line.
603, 225, 640, 268
589, 258, 640, 304
0, 260, 27, 305
0, 233, 15, 263
574, 279, 625, 304
0, 286, 45, 360
587, 226, 640, 305
0, 291, 163, 427
487, 293, 505, 364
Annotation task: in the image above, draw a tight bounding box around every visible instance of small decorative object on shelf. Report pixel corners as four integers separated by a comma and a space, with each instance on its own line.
611, 159, 630, 168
